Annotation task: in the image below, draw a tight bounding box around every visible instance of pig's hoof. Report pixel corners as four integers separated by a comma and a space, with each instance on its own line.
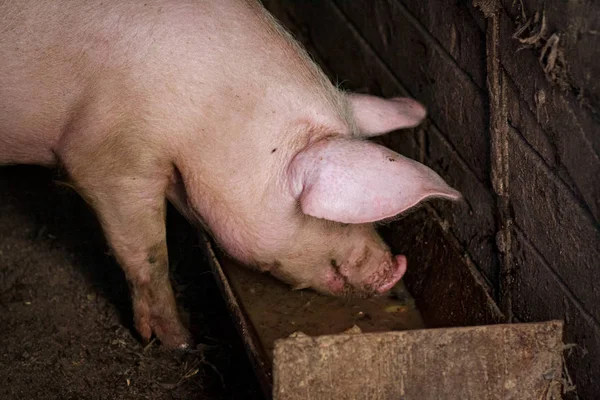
173, 340, 195, 353
158, 330, 194, 351
138, 320, 193, 351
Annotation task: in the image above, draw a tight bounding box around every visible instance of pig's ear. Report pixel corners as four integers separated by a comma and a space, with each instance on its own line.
288, 138, 461, 224
347, 93, 427, 136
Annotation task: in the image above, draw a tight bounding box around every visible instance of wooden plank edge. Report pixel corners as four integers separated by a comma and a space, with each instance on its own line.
201, 232, 273, 399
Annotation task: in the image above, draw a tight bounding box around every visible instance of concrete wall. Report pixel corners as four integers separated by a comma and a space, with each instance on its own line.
262, 1, 600, 398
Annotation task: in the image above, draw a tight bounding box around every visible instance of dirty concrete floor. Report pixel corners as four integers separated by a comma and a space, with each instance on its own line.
0, 165, 263, 399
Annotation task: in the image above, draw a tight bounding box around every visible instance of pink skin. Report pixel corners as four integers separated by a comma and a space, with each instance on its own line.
325, 255, 407, 295
0, 0, 461, 349
373, 256, 408, 294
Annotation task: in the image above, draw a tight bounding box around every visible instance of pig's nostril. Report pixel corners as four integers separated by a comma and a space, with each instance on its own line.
393, 255, 407, 280
375, 254, 407, 294
394, 255, 407, 272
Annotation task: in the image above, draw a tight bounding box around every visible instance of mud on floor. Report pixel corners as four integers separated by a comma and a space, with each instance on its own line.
0, 165, 263, 400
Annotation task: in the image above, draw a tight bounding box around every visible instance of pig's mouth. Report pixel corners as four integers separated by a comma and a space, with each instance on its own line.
324, 267, 350, 296
325, 255, 407, 297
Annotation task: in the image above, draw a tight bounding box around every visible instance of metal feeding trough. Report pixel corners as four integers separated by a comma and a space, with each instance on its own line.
201, 208, 565, 400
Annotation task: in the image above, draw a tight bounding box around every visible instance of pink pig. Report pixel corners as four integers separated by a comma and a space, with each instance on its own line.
0, 0, 461, 348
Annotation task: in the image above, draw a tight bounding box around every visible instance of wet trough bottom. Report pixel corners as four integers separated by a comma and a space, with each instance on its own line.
223, 261, 425, 358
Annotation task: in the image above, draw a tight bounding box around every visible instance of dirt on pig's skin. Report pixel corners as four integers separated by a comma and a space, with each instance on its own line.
0, 165, 263, 400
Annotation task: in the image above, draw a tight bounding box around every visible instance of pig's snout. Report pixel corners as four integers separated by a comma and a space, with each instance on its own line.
335, 254, 407, 295
373, 255, 407, 294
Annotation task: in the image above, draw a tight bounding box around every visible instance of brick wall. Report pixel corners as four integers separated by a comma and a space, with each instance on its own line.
262, 1, 600, 397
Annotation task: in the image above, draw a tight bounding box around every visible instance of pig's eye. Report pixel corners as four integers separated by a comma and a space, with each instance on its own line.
329, 259, 344, 276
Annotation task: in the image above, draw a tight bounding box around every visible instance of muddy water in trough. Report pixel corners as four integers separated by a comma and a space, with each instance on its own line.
222, 261, 424, 359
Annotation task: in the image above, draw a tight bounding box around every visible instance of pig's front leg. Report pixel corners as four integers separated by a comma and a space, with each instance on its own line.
92, 184, 191, 349
59, 145, 191, 349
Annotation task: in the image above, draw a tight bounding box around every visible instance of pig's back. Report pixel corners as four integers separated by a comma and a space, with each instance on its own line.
0, 0, 344, 166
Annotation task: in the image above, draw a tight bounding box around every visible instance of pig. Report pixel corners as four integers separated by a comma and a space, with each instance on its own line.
0, 0, 461, 349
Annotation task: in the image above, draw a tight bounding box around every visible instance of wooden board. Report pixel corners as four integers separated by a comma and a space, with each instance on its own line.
273, 321, 564, 400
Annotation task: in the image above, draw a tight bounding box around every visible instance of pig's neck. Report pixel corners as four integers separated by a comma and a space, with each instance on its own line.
173, 85, 351, 265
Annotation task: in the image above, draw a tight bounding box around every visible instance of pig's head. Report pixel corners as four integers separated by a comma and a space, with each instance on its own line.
267, 93, 462, 297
